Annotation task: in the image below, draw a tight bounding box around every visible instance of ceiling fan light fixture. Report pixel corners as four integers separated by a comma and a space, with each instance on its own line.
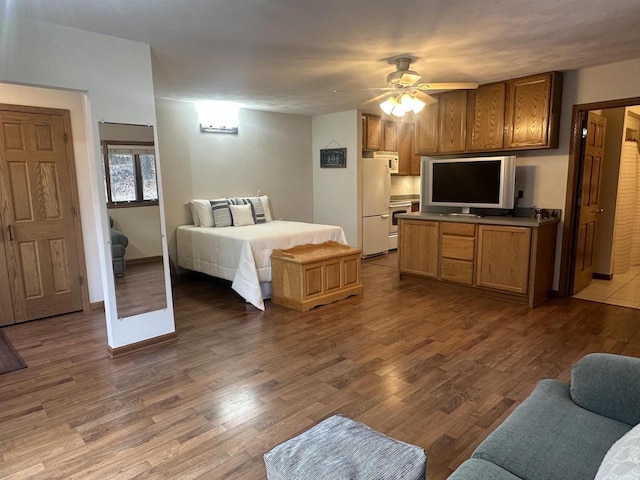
411, 97, 426, 114
391, 102, 406, 118
380, 97, 396, 115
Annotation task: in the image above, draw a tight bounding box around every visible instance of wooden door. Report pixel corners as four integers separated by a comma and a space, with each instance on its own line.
397, 122, 412, 176
0, 230, 14, 326
0, 106, 85, 322
399, 219, 439, 277
467, 82, 505, 151
572, 112, 606, 294
438, 91, 467, 153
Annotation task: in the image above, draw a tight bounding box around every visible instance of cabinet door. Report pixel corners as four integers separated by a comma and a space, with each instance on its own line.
382, 120, 397, 151
363, 114, 382, 150
399, 219, 439, 277
397, 122, 412, 176
438, 90, 467, 153
504, 73, 552, 149
476, 225, 531, 293
414, 102, 438, 154
467, 82, 505, 151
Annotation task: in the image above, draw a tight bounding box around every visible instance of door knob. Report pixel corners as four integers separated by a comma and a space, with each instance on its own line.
596, 208, 605, 214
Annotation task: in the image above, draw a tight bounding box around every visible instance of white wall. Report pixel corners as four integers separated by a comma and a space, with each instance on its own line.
0, 16, 174, 348
155, 99, 314, 261
312, 111, 361, 246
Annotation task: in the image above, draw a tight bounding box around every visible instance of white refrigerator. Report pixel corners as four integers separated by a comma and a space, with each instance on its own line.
362, 158, 390, 256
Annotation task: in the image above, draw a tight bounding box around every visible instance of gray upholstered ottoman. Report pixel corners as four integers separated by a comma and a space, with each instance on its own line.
264, 415, 426, 479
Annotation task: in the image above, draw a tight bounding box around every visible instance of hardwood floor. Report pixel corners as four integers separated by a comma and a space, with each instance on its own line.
2, 252, 640, 479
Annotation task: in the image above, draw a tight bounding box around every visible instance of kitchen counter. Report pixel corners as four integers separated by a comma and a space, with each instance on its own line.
397, 211, 560, 228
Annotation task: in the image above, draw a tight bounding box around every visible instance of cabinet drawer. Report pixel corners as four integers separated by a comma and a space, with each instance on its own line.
440, 258, 474, 284
440, 222, 475, 236
441, 235, 475, 261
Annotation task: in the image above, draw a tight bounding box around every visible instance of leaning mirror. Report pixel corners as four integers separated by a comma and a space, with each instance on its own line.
99, 123, 167, 318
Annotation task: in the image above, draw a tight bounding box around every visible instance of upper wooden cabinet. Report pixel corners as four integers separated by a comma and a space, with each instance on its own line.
362, 114, 382, 151
504, 72, 562, 150
397, 122, 413, 176
438, 91, 468, 153
467, 82, 506, 151
382, 120, 397, 151
414, 102, 439, 155
413, 71, 562, 156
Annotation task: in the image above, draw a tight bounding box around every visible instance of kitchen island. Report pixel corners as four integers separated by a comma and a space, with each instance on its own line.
397, 212, 559, 307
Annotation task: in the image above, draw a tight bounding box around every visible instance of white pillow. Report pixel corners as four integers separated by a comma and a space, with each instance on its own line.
259, 195, 273, 222
189, 201, 200, 226
595, 423, 640, 480
191, 199, 214, 227
230, 204, 255, 226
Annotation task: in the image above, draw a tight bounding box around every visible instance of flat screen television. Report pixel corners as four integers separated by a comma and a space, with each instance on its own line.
422, 156, 516, 213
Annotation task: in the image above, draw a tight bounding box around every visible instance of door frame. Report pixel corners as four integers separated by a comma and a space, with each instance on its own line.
0, 103, 90, 316
559, 96, 640, 296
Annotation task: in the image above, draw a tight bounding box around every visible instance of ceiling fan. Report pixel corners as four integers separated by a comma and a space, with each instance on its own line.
362, 57, 479, 117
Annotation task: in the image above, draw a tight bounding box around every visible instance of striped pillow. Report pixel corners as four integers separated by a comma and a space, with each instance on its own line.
234, 197, 266, 224
210, 198, 233, 227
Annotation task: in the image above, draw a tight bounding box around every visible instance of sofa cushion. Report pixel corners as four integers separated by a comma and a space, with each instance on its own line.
595, 422, 640, 480
571, 353, 640, 426
448, 459, 522, 480
472, 379, 631, 480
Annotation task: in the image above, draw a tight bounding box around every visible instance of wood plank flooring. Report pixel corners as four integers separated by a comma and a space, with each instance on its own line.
2, 252, 640, 479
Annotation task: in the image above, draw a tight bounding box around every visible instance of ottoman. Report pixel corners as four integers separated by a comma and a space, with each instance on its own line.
263, 415, 427, 479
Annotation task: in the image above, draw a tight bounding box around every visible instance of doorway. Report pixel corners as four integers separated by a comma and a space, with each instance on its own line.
562, 97, 640, 308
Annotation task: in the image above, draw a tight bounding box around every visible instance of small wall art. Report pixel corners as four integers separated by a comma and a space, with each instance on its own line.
320, 147, 347, 168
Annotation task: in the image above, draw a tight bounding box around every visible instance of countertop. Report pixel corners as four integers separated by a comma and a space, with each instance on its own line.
397, 211, 560, 228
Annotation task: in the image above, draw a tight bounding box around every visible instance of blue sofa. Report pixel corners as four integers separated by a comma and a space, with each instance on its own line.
448, 353, 640, 480
110, 217, 128, 277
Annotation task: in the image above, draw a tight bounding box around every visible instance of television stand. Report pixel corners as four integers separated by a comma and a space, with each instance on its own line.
448, 208, 480, 218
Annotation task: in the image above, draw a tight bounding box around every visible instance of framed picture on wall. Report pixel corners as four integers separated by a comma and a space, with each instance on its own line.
320, 148, 347, 168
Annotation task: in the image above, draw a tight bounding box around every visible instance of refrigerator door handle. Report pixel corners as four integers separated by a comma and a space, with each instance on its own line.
381, 214, 390, 218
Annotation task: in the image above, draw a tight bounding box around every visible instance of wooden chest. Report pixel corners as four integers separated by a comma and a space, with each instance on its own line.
271, 241, 363, 311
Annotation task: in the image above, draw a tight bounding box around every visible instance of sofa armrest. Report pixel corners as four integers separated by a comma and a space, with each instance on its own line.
570, 353, 640, 426
111, 228, 129, 247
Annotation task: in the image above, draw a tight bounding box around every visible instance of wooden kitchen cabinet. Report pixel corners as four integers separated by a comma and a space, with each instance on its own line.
476, 225, 531, 294
398, 219, 439, 277
363, 114, 382, 151
414, 102, 439, 154
399, 216, 558, 307
504, 72, 563, 150
382, 120, 397, 151
467, 82, 505, 151
439, 222, 476, 285
438, 90, 467, 153
397, 123, 420, 175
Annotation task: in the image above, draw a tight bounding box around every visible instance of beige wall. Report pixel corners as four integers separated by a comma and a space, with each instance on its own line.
155, 99, 314, 261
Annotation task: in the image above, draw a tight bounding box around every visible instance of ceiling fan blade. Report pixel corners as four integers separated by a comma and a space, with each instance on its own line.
413, 91, 438, 105
416, 81, 479, 90
360, 92, 393, 106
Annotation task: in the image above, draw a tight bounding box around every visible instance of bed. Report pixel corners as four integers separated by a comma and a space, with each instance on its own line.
177, 220, 348, 310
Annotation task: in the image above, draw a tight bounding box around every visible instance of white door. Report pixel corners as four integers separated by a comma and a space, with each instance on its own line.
363, 215, 389, 256
363, 158, 390, 216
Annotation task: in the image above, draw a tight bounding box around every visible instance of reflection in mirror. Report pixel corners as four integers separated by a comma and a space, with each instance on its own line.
99, 123, 167, 319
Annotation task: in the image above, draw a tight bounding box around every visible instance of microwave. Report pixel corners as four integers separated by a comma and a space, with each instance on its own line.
373, 152, 399, 174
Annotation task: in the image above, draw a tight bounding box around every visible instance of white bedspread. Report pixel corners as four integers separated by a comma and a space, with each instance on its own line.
176, 221, 348, 310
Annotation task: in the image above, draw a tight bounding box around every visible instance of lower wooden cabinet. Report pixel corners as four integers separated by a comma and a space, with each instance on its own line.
476, 225, 531, 294
399, 217, 558, 307
399, 219, 439, 278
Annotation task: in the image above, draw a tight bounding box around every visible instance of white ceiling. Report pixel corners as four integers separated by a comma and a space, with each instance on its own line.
5, 0, 640, 116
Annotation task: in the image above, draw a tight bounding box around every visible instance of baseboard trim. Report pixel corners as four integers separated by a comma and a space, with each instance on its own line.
106, 332, 177, 358
90, 301, 105, 311
593, 273, 613, 281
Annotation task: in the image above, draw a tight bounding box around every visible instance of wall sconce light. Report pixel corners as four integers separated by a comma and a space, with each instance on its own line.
196, 101, 240, 134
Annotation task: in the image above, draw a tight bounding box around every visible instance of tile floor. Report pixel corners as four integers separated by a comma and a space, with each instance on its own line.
572, 265, 640, 309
